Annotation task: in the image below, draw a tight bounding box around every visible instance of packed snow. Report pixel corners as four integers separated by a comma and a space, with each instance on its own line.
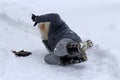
0, 0, 120, 80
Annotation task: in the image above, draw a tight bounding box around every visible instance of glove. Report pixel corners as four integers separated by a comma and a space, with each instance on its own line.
66, 40, 93, 53
66, 42, 80, 53
79, 40, 93, 51
31, 14, 38, 26
12, 50, 32, 57
60, 53, 87, 65
31, 14, 36, 22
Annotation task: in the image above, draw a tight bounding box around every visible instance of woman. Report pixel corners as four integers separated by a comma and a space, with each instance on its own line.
31, 13, 93, 65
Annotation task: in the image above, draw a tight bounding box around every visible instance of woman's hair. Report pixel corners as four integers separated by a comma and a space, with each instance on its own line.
37, 22, 50, 40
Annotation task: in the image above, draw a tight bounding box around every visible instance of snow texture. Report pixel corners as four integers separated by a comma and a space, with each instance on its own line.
0, 0, 120, 80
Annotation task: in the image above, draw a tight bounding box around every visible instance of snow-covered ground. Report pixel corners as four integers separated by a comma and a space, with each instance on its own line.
0, 0, 120, 80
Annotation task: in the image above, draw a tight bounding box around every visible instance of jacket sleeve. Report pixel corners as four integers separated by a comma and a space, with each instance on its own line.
35, 13, 61, 23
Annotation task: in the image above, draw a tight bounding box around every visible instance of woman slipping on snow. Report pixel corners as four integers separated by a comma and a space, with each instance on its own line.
31, 13, 93, 65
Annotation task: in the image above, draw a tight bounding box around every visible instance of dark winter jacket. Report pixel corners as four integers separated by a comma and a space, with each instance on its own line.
35, 13, 82, 52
